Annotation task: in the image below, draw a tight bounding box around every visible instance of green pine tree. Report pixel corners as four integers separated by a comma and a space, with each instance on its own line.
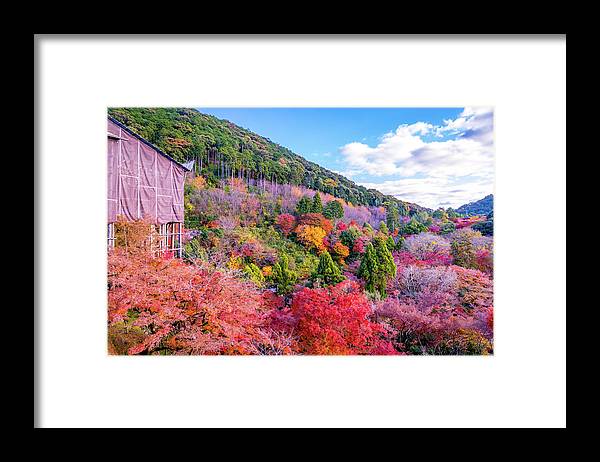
312, 192, 323, 214
386, 235, 396, 251
323, 200, 344, 220
379, 221, 389, 235
386, 202, 400, 232
374, 235, 397, 280
357, 242, 379, 294
272, 254, 298, 295
358, 237, 397, 297
311, 250, 345, 287
296, 196, 312, 215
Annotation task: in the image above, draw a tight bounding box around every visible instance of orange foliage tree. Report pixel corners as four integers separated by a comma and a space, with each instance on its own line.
108, 249, 290, 355
189, 175, 207, 190
331, 241, 350, 264
297, 213, 333, 235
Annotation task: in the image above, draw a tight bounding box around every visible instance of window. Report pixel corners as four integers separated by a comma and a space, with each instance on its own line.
107, 223, 115, 249
151, 222, 183, 258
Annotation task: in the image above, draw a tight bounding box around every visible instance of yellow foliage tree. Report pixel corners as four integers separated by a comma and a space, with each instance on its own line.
295, 225, 327, 253
189, 175, 207, 190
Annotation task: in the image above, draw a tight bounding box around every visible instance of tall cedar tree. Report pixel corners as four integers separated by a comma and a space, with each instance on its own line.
358, 236, 397, 297
311, 250, 345, 287
312, 192, 323, 214
386, 202, 400, 232
379, 221, 389, 235
357, 243, 379, 293
296, 196, 312, 215
323, 199, 344, 220
386, 235, 396, 252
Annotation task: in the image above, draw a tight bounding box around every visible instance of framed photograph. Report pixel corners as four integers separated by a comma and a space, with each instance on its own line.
35, 35, 566, 428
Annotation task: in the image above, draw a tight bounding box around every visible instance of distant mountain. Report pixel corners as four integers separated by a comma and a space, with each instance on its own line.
108, 108, 430, 213
456, 194, 493, 216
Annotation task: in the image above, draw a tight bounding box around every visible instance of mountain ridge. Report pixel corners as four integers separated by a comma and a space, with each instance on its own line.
456, 194, 494, 216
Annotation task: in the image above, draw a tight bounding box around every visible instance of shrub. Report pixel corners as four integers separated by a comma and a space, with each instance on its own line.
449, 229, 481, 269
452, 265, 493, 313
108, 323, 147, 355
439, 221, 457, 235
289, 280, 394, 355
244, 263, 266, 287
403, 232, 452, 265
472, 219, 493, 236
276, 213, 296, 237
393, 265, 458, 311
373, 299, 492, 355
271, 254, 298, 296
436, 329, 492, 355
113, 216, 155, 254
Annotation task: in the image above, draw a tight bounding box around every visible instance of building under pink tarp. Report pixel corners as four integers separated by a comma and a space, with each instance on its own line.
107, 116, 191, 255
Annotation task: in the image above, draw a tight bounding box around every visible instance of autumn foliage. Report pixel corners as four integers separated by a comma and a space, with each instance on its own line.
276, 213, 296, 237
295, 224, 327, 253
108, 249, 289, 355
286, 280, 395, 355
109, 178, 493, 355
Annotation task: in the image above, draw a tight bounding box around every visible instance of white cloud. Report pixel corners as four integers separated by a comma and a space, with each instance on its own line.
359, 177, 493, 209
339, 122, 429, 176
338, 107, 494, 208
436, 106, 494, 146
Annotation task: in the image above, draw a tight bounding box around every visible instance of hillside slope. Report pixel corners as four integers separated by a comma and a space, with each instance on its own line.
456, 194, 494, 216
108, 108, 429, 213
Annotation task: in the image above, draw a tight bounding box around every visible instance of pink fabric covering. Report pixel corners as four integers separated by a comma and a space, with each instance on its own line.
107, 118, 186, 224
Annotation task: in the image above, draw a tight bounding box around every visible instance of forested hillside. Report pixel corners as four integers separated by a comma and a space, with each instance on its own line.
457, 194, 493, 216
108, 107, 429, 213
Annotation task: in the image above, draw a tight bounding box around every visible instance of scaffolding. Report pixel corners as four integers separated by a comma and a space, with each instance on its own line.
107, 223, 116, 250
107, 116, 190, 257
152, 222, 183, 258
106, 222, 183, 257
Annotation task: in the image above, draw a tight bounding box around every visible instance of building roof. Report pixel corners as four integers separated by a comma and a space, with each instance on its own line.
107, 115, 192, 171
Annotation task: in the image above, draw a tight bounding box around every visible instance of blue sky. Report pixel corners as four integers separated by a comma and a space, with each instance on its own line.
197, 107, 494, 209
